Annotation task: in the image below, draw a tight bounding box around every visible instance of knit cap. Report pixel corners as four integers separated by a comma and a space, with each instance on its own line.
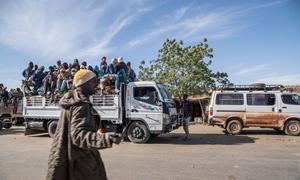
73, 69, 96, 87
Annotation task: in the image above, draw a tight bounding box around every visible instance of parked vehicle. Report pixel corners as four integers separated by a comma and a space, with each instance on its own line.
0, 102, 24, 130
23, 81, 179, 143
208, 84, 300, 136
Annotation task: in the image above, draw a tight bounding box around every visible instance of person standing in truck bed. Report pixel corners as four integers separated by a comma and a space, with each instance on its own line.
46, 69, 122, 180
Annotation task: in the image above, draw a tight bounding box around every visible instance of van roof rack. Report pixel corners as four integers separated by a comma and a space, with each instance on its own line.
217, 84, 285, 92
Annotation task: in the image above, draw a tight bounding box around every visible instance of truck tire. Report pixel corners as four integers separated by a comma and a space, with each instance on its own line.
284, 120, 300, 136
226, 120, 242, 135
127, 121, 150, 143
0, 121, 3, 131
3, 119, 12, 129
48, 121, 58, 138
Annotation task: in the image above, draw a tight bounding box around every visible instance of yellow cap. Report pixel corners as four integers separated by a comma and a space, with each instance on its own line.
73, 69, 96, 87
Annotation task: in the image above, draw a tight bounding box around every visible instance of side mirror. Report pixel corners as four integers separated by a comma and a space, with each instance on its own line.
156, 98, 162, 106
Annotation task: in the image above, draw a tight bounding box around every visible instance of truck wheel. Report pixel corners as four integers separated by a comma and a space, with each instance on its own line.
285, 120, 300, 136
0, 121, 3, 131
127, 121, 150, 143
226, 120, 242, 135
3, 119, 12, 129
48, 121, 58, 138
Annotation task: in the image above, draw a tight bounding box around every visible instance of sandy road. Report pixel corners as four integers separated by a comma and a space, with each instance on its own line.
0, 125, 299, 180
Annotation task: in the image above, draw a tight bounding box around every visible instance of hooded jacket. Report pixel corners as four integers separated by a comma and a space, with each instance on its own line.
46, 89, 111, 180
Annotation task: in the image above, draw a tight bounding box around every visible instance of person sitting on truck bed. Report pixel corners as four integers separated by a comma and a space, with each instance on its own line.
56, 63, 71, 93
100, 56, 108, 74
115, 57, 128, 90
43, 66, 57, 95
126, 61, 136, 82
22, 61, 34, 80
46, 69, 122, 180
32, 66, 47, 94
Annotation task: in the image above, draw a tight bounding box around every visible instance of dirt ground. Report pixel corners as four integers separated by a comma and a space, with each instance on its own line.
0, 124, 300, 180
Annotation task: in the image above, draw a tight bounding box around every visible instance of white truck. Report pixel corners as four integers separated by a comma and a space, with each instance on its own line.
23, 81, 179, 143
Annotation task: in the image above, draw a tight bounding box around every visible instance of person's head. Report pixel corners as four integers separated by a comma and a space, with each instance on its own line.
28, 61, 33, 68
39, 66, 45, 72
118, 57, 123, 63
73, 69, 97, 95
183, 94, 188, 101
111, 58, 118, 65
33, 64, 38, 71
62, 62, 69, 69
127, 61, 131, 68
101, 56, 107, 63
87, 65, 93, 71
49, 66, 54, 72
71, 68, 77, 77
81, 61, 87, 67
57, 60, 61, 66
74, 59, 79, 64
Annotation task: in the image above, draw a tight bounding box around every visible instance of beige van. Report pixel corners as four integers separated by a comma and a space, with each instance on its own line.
208, 84, 300, 136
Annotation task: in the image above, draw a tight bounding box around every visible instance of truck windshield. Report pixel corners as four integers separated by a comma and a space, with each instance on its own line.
157, 84, 172, 101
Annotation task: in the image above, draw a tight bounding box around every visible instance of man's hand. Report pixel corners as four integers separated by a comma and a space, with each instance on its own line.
98, 129, 122, 145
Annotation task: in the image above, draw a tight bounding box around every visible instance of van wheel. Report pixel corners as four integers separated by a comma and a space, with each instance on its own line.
48, 121, 58, 138
0, 121, 3, 130
285, 120, 300, 136
226, 120, 242, 135
127, 121, 150, 143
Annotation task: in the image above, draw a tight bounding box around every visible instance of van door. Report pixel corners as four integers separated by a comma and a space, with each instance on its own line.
128, 86, 163, 131
245, 93, 278, 126
279, 93, 300, 119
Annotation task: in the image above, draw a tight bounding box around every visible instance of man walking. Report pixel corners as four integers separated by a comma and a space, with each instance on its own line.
46, 69, 121, 180
182, 94, 191, 141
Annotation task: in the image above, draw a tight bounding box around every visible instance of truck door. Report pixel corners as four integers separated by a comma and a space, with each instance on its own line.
245, 93, 278, 126
128, 86, 163, 131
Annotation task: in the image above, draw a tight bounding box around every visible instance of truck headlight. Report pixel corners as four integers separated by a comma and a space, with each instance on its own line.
163, 113, 171, 124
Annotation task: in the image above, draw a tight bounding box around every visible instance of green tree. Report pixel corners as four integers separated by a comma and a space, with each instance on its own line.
138, 38, 229, 98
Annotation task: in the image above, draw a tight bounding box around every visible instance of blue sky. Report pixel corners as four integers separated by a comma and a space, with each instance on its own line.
0, 0, 299, 89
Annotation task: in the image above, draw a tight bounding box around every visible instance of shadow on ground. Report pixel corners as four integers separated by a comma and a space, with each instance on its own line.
0, 127, 50, 138
0, 127, 24, 135
240, 129, 286, 135
149, 133, 258, 145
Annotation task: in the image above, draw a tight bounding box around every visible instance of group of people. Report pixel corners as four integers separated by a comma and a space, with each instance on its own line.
0, 83, 23, 109
22, 56, 137, 97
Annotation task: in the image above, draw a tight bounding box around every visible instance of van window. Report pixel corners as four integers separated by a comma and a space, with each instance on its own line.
281, 94, 300, 105
247, 94, 275, 106
216, 94, 244, 105
133, 87, 158, 105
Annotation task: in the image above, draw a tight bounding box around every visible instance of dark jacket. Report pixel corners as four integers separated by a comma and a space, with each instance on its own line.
116, 62, 128, 74
22, 67, 34, 79
182, 100, 190, 118
46, 89, 111, 180
108, 64, 116, 74
127, 68, 136, 82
